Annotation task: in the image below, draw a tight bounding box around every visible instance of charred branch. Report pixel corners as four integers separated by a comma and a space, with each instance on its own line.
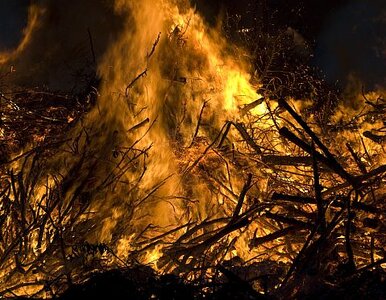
249, 226, 301, 248
279, 127, 356, 186
147, 32, 162, 59
230, 174, 253, 224
125, 69, 148, 97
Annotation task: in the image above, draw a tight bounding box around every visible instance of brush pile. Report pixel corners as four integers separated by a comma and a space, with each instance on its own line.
0, 74, 385, 298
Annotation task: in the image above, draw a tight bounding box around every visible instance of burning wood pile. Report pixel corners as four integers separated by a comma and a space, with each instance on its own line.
0, 79, 384, 299
0, 0, 385, 298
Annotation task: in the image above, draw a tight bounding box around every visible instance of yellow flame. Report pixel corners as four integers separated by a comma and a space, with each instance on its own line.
143, 245, 164, 269
1, 1, 384, 294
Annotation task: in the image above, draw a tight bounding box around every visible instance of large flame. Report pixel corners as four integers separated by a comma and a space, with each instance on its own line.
84, 0, 265, 258
0, 0, 384, 297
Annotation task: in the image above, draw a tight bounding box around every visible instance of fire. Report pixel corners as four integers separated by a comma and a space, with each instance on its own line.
0, 0, 385, 297
144, 245, 164, 268
84, 0, 266, 244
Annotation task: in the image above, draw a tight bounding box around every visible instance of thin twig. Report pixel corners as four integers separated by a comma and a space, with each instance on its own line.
125, 69, 148, 97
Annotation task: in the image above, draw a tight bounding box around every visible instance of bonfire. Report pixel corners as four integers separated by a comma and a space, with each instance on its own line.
0, 0, 384, 299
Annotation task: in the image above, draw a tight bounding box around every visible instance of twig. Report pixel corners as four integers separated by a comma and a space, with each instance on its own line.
87, 28, 96, 64
356, 164, 386, 182
249, 226, 300, 248
363, 131, 386, 144
370, 235, 375, 264
217, 122, 232, 148
230, 122, 262, 154
346, 142, 367, 174
240, 97, 265, 115
272, 192, 377, 213
265, 211, 313, 228
147, 32, 161, 59
128, 118, 150, 132
125, 69, 148, 97
344, 192, 356, 272
312, 142, 325, 232
261, 155, 314, 166
189, 100, 209, 147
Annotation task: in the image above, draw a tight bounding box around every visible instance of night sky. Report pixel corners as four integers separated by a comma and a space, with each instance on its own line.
0, 0, 29, 51
0, 0, 385, 88
315, 0, 385, 88
192, 0, 385, 89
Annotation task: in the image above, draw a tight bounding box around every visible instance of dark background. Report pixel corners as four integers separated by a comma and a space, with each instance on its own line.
193, 0, 351, 41
0, 0, 30, 51
192, 0, 385, 89
1, 0, 385, 89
